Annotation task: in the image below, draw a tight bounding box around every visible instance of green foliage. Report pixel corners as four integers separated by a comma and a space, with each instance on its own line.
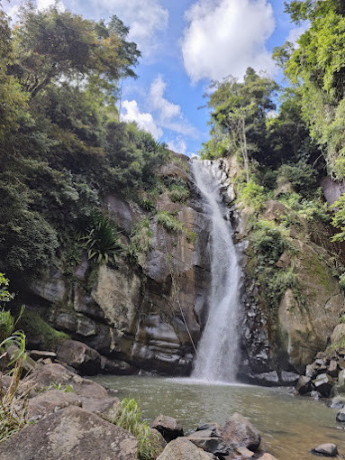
278, 161, 317, 198
81, 213, 122, 266
168, 184, 190, 203
251, 220, 290, 266
156, 212, 184, 233
115, 398, 161, 460
239, 180, 266, 211
0, 275, 13, 305
339, 273, 345, 291
331, 194, 345, 242
126, 218, 153, 267
41, 383, 74, 393
276, 1, 345, 179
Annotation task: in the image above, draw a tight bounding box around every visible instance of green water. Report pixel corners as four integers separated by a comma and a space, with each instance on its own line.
92, 376, 345, 459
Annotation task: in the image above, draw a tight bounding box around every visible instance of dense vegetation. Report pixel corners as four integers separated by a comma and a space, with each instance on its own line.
0, 4, 169, 282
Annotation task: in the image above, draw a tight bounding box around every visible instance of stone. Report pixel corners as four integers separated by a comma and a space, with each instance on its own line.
80, 396, 120, 423
329, 396, 345, 409
156, 437, 212, 460
328, 360, 339, 378
336, 369, 345, 393
56, 340, 102, 375
28, 389, 82, 419
187, 429, 229, 456
296, 375, 312, 395
19, 363, 108, 400
331, 324, 345, 346
336, 409, 345, 422
221, 413, 261, 452
236, 446, 255, 458
196, 422, 222, 436
29, 350, 57, 361
313, 373, 334, 397
258, 454, 278, 460
0, 406, 137, 460
151, 414, 184, 442
311, 443, 338, 457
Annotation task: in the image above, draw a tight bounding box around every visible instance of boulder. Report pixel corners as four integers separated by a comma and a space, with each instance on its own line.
221, 413, 261, 452
80, 396, 120, 423
311, 443, 338, 457
187, 429, 229, 456
329, 396, 345, 409
328, 360, 339, 378
313, 373, 334, 397
0, 406, 137, 460
28, 389, 82, 419
151, 414, 184, 442
296, 375, 312, 395
336, 409, 345, 422
19, 363, 108, 399
258, 454, 278, 460
156, 437, 213, 460
56, 340, 102, 375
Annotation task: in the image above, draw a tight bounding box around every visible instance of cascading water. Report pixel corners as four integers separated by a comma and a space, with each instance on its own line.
191, 159, 242, 383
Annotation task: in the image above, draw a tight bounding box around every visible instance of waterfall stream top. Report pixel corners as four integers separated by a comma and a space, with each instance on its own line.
191, 160, 242, 384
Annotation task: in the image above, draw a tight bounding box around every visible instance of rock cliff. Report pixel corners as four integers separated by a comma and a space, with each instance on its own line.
21, 156, 211, 375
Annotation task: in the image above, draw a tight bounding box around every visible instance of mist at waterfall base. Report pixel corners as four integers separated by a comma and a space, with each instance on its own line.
191, 160, 242, 384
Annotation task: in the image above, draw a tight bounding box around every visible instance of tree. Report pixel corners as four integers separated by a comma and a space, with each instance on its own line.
206, 68, 277, 180
11, 6, 140, 99
275, 0, 345, 179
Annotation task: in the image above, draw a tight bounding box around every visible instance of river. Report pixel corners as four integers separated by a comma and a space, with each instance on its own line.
92, 375, 345, 459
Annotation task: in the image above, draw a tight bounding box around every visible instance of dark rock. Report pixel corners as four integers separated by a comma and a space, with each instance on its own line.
56, 340, 102, 375
0, 406, 137, 460
156, 438, 212, 460
187, 430, 229, 456
297, 375, 312, 395
313, 373, 335, 397
151, 414, 184, 442
336, 409, 345, 422
311, 443, 338, 457
327, 360, 339, 378
196, 422, 222, 436
221, 413, 261, 452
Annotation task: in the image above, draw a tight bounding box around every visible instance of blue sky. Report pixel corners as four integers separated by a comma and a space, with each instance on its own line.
5, 0, 304, 156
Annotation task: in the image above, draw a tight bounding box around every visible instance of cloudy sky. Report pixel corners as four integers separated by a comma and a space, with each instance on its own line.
5, 0, 303, 156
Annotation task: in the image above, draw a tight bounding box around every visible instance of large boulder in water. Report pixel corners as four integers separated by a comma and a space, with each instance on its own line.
221, 413, 261, 452
156, 438, 213, 460
151, 414, 184, 442
0, 406, 137, 460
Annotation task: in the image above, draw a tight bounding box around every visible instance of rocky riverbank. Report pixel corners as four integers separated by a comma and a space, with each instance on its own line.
0, 358, 281, 460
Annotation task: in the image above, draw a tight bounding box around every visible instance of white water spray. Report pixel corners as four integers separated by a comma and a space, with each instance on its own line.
191, 160, 242, 383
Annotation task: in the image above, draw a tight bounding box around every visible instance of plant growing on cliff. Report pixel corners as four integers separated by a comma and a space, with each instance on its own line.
81, 213, 123, 266
115, 398, 161, 460
156, 211, 184, 233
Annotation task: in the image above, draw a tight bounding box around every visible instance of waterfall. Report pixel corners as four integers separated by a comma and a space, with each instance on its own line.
191, 159, 242, 383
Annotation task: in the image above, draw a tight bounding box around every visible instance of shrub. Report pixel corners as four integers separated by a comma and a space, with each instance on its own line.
168, 185, 190, 203
239, 180, 266, 211
156, 212, 183, 233
115, 398, 161, 460
81, 213, 122, 266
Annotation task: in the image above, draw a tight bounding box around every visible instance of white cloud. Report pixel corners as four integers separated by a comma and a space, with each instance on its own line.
121, 100, 163, 140
88, 0, 168, 56
37, 0, 65, 11
182, 0, 275, 83
167, 138, 187, 155
286, 25, 307, 47
150, 76, 181, 121
149, 75, 197, 137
